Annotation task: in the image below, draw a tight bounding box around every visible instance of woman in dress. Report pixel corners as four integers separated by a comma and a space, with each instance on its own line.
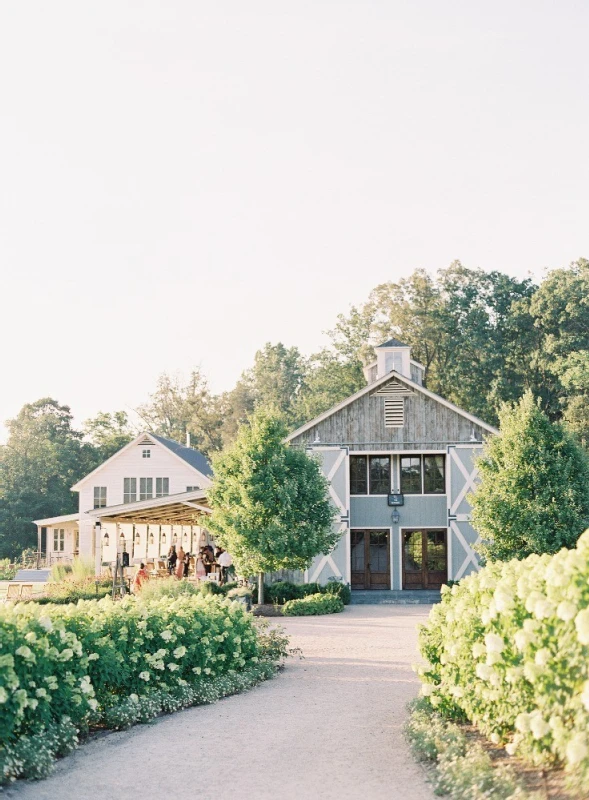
176, 546, 185, 579
167, 545, 177, 575
195, 550, 207, 580
183, 550, 191, 578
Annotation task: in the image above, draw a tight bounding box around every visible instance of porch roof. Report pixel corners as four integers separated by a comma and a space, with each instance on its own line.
33, 512, 80, 526
86, 489, 211, 525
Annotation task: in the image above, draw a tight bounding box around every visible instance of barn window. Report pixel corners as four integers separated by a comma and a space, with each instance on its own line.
384, 398, 404, 427
350, 456, 368, 494
424, 456, 446, 494
142, 449, 151, 458
400, 457, 422, 494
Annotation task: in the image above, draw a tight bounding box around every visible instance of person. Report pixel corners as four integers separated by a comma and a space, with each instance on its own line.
133, 563, 149, 593
183, 550, 191, 578
195, 551, 207, 580
176, 546, 185, 579
167, 545, 177, 575
202, 545, 214, 575
217, 548, 233, 585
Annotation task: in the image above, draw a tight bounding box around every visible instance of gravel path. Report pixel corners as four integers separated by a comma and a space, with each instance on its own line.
8, 606, 433, 800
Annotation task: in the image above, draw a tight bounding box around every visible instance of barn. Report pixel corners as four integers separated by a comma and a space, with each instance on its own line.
287, 338, 498, 595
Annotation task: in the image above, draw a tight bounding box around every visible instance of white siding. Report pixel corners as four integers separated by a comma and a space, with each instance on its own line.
77, 439, 211, 561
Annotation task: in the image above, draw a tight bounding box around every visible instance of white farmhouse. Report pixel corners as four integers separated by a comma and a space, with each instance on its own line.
34, 432, 213, 571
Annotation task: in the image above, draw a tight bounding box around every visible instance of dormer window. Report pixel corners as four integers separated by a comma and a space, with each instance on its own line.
385, 352, 403, 373
142, 449, 151, 458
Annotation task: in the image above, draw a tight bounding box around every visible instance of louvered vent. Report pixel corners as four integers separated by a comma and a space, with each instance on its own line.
137, 436, 154, 446
384, 398, 404, 428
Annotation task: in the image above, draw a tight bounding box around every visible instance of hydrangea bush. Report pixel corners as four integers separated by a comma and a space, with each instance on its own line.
418, 529, 589, 790
0, 592, 275, 784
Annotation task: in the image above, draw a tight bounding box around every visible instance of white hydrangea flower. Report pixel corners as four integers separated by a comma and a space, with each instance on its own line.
514, 630, 533, 651
530, 713, 550, 740
575, 609, 589, 645
472, 642, 486, 658
420, 683, 434, 697
566, 735, 588, 765
160, 630, 172, 642
39, 616, 53, 632
484, 633, 504, 653
556, 601, 577, 622
173, 646, 186, 659
515, 713, 531, 733
534, 598, 555, 619
0, 687, 8, 703
475, 663, 494, 681
139, 671, 150, 682
534, 648, 551, 667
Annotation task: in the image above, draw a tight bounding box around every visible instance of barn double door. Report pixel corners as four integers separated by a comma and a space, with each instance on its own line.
351, 529, 390, 590
403, 529, 447, 589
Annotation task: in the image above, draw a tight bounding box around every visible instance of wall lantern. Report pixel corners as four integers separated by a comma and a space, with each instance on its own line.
391, 509, 400, 525
135, 529, 141, 545
119, 530, 125, 542
149, 530, 154, 545
103, 531, 110, 544
183, 530, 188, 544
161, 531, 167, 545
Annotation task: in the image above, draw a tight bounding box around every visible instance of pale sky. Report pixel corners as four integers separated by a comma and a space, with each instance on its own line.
1, 1, 588, 441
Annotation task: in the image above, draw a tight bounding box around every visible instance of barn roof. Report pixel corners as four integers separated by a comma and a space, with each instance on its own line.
376, 338, 410, 348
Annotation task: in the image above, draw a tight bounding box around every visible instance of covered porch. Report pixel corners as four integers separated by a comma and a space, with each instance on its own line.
86, 489, 214, 576
33, 512, 80, 568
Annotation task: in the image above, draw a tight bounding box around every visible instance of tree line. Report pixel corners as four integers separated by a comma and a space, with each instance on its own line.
1, 258, 587, 558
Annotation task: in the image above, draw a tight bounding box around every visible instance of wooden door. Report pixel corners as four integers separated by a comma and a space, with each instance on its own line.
351, 530, 390, 590
402, 529, 447, 589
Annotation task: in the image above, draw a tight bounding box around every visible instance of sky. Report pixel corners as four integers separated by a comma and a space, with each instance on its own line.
1, 1, 588, 441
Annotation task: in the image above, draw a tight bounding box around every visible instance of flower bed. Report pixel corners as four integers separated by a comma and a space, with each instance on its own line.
418, 529, 589, 792
0, 591, 281, 784
282, 592, 344, 616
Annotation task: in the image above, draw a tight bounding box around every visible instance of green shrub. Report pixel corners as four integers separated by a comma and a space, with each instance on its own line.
253, 579, 351, 605
33, 575, 111, 605
49, 563, 73, 583
417, 528, 589, 790
0, 590, 277, 783
0, 560, 17, 581
282, 592, 344, 616
323, 578, 351, 605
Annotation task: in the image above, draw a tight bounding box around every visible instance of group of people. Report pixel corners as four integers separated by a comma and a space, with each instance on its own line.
166, 544, 233, 584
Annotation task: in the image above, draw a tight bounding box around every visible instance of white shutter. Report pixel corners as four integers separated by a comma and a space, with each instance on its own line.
384, 398, 404, 427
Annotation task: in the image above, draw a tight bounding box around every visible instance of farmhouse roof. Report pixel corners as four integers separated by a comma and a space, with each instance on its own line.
376, 338, 410, 348
149, 434, 213, 477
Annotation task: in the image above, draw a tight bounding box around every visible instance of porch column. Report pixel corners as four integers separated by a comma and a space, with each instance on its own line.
36, 527, 42, 569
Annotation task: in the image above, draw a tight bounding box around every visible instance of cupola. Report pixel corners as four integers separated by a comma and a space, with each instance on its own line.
363, 338, 425, 385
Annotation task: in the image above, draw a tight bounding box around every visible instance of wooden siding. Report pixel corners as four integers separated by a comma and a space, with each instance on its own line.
289, 390, 487, 450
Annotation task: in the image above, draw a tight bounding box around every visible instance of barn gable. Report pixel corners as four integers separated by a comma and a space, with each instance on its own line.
287, 371, 496, 450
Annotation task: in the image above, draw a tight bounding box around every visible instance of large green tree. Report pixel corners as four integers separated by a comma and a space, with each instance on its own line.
82, 410, 135, 460
0, 399, 94, 558
470, 391, 589, 562
207, 408, 337, 601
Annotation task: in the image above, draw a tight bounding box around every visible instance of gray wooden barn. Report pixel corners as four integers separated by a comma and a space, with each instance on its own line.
287, 339, 498, 593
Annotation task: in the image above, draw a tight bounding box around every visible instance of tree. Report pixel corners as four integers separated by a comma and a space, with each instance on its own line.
82, 410, 135, 460
0, 399, 91, 558
137, 369, 224, 456
207, 408, 337, 602
292, 349, 365, 428
470, 391, 589, 562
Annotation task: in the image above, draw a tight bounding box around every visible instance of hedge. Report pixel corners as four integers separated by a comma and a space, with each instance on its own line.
0, 591, 277, 784
255, 579, 351, 606
282, 592, 344, 616
418, 529, 589, 791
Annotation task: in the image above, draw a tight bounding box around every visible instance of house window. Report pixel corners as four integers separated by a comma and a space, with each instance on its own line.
140, 478, 153, 500
424, 455, 446, 494
156, 478, 169, 498
186, 485, 199, 492
124, 478, 137, 504
369, 456, 390, 495
350, 456, 368, 495
400, 457, 422, 494
385, 352, 403, 373
350, 455, 391, 495
142, 449, 151, 458
93, 487, 107, 508
53, 529, 65, 551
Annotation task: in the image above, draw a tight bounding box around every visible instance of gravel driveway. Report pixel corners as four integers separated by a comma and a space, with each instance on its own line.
8, 606, 433, 800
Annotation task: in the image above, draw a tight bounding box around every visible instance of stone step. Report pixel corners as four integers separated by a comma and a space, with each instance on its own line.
350, 589, 441, 605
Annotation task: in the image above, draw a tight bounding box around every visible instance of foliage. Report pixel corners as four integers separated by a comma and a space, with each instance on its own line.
81, 411, 135, 460
253, 618, 299, 664
0, 590, 281, 783
470, 392, 589, 561
137, 369, 224, 457
0, 560, 17, 581
282, 592, 344, 615
226, 586, 252, 598
257, 579, 351, 606
0, 399, 95, 558
208, 408, 336, 576
405, 699, 525, 799
33, 575, 112, 605
417, 529, 589, 791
